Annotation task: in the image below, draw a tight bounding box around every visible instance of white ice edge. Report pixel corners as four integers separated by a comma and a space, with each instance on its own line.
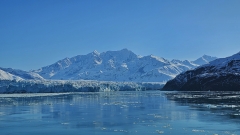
0, 93, 72, 98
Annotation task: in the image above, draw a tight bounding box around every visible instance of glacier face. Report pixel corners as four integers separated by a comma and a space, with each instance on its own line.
0, 80, 165, 93
33, 49, 216, 83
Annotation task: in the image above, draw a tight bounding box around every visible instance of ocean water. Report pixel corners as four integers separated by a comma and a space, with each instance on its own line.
0, 91, 239, 135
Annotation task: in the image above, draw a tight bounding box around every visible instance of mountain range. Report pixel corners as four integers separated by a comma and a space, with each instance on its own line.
32, 49, 216, 82
162, 51, 240, 91
0, 49, 217, 83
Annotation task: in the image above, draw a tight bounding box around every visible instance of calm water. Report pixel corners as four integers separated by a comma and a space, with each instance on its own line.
0, 91, 239, 135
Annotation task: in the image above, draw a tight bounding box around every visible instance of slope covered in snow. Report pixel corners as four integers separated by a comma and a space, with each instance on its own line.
162, 52, 240, 91
0, 67, 44, 81
193, 55, 217, 65
0, 69, 23, 81
34, 49, 215, 83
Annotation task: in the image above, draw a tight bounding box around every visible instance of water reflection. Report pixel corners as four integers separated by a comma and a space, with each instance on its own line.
165, 91, 240, 121
0, 91, 239, 135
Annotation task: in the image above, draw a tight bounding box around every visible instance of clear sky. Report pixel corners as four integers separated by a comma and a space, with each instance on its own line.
1, 0, 240, 71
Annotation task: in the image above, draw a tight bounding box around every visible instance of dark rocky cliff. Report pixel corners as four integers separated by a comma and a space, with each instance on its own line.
162, 52, 240, 91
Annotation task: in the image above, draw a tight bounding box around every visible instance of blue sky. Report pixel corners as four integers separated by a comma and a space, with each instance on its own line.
1, 0, 240, 70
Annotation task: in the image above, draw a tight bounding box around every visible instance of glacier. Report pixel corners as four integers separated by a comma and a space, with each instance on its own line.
0, 79, 165, 93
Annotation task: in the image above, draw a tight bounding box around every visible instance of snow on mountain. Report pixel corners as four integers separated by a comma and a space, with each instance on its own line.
0, 49, 218, 93
193, 51, 240, 74
162, 52, 240, 91
33, 49, 216, 83
171, 54, 217, 68
171, 59, 199, 69
0, 69, 23, 81
192, 55, 217, 65
0, 67, 44, 80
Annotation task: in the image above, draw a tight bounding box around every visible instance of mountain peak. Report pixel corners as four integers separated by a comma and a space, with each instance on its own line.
92, 50, 100, 55
121, 48, 130, 51
202, 54, 217, 60
193, 55, 217, 65
202, 54, 211, 57
119, 48, 135, 54
101, 49, 138, 61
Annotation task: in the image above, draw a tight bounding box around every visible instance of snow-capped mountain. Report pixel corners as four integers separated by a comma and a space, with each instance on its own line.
0, 67, 44, 81
192, 55, 217, 65
171, 55, 217, 68
33, 49, 216, 83
162, 52, 240, 91
171, 59, 199, 69
0, 69, 23, 81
